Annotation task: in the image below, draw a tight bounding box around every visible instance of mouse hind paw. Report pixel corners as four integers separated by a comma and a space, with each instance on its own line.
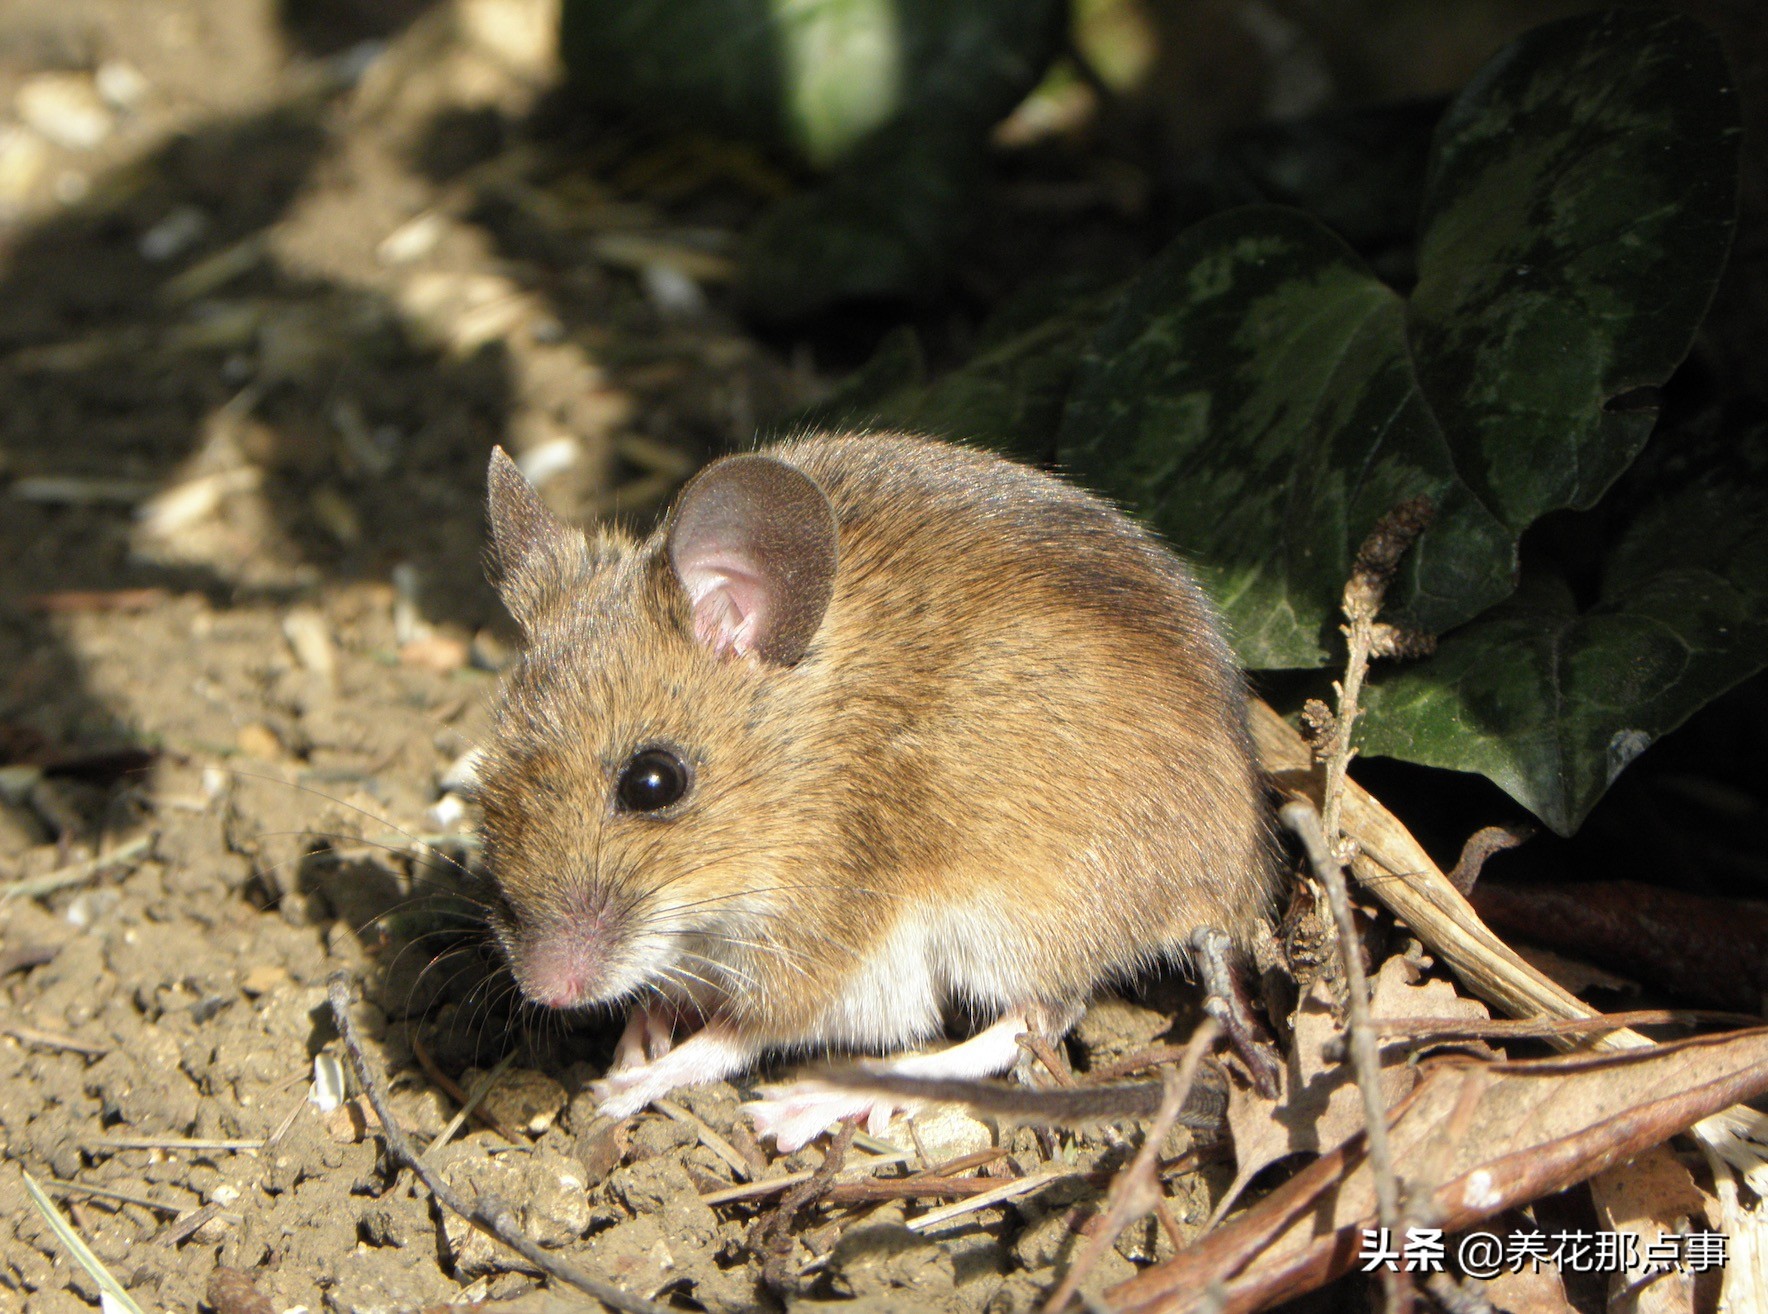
744, 1087, 895, 1154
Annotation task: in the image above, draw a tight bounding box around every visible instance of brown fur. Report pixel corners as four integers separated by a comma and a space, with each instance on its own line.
476, 432, 1276, 1053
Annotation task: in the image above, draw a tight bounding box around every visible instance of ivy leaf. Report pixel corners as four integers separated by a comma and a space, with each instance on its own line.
1408, 7, 1742, 533
1059, 205, 1513, 667
1058, 8, 1739, 669
1359, 423, 1768, 835
790, 285, 1115, 462
561, 0, 1065, 317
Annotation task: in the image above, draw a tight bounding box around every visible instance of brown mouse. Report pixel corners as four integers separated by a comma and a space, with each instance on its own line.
475, 431, 1277, 1148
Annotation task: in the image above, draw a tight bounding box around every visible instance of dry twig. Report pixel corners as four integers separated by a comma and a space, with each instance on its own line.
1041, 1017, 1220, 1313
748, 1119, 855, 1294
1444, 824, 1531, 895
1282, 803, 1405, 1246
326, 972, 669, 1314
1290, 497, 1435, 1312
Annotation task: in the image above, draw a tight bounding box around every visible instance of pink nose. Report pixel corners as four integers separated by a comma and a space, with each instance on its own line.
530, 978, 588, 1009
516, 933, 605, 1009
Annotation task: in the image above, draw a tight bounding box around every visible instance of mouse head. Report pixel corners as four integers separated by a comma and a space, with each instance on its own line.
474, 447, 842, 1016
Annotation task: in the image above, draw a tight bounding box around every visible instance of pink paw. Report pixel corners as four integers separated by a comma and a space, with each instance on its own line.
745, 1083, 896, 1153
591, 1063, 672, 1120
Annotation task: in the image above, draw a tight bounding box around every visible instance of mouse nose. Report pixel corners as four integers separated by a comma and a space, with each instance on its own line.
530, 977, 589, 1009
516, 931, 607, 1009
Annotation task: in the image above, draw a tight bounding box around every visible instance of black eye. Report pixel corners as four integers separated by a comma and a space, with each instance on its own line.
616, 748, 690, 813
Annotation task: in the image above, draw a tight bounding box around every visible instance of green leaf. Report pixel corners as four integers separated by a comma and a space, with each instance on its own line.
1060, 206, 1513, 667
561, 0, 1065, 317
561, 0, 1064, 168
1409, 7, 1742, 532
740, 111, 990, 318
790, 282, 1115, 462
790, 325, 927, 434
1360, 422, 1768, 834
561, 0, 794, 154
1058, 8, 1738, 669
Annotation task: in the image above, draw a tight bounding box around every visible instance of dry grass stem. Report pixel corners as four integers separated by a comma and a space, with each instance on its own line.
326, 972, 671, 1314
1041, 1016, 1221, 1313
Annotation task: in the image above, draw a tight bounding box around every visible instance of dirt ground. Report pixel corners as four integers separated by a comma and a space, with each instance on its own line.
0, 3, 1237, 1311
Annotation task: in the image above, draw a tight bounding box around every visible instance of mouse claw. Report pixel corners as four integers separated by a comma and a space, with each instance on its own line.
745, 1084, 897, 1154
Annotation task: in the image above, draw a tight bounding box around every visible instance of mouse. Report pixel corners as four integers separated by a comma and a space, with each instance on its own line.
473, 431, 1278, 1150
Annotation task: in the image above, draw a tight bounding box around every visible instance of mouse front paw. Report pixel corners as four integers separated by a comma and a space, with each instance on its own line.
745, 1084, 896, 1153
591, 1021, 760, 1120
592, 1064, 671, 1120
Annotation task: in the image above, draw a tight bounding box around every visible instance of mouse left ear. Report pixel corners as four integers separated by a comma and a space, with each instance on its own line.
666, 455, 838, 665
486, 446, 588, 632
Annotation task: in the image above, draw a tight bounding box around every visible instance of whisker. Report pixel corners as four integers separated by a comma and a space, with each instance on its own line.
253, 830, 491, 897
213, 766, 480, 883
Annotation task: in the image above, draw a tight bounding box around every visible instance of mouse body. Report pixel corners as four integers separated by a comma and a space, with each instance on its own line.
475, 431, 1276, 1145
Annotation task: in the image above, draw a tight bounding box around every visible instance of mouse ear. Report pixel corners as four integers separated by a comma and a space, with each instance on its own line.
666, 455, 838, 665
486, 446, 583, 631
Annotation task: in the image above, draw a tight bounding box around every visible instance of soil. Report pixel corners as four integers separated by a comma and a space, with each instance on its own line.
0, 4, 1230, 1311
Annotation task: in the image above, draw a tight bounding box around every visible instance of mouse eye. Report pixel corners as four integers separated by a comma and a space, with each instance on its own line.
616, 747, 691, 813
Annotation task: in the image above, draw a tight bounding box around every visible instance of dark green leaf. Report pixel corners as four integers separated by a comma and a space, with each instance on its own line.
789, 284, 1114, 462
1409, 7, 1741, 532
1059, 8, 1738, 669
1360, 422, 1768, 834
1060, 205, 1513, 667
561, 0, 1064, 168
561, 0, 792, 154
739, 112, 989, 319
789, 326, 926, 436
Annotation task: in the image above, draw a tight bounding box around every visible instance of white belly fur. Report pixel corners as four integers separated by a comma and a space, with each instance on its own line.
809, 899, 1033, 1051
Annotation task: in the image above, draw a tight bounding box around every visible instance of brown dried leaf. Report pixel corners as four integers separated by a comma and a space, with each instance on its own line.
1590, 1145, 1710, 1314
1248, 698, 1768, 1194
1218, 957, 1489, 1223
1110, 1027, 1768, 1314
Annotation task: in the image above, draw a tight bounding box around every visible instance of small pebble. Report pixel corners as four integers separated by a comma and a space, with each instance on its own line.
240, 964, 290, 996
399, 634, 469, 673
469, 630, 509, 671
438, 747, 483, 795
641, 262, 708, 319
377, 211, 444, 265
17, 73, 112, 151
428, 793, 468, 828
514, 437, 580, 488
0, 126, 49, 211
235, 723, 283, 760
94, 61, 150, 112
466, 1066, 568, 1135
140, 205, 209, 261
281, 607, 337, 681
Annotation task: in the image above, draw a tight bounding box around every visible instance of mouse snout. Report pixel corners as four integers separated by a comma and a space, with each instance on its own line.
510, 914, 622, 1010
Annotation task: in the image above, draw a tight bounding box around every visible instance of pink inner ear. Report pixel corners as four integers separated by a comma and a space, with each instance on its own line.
680, 553, 770, 659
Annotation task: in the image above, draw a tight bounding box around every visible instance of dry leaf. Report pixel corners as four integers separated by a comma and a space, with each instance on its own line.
1248, 699, 1768, 1196
1109, 1027, 1768, 1314
1216, 956, 1490, 1225
1590, 1144, 1708, 1314
1484, 1261, 1578, 1314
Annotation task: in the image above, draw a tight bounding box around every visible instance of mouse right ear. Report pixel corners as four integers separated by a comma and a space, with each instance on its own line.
667, 455, 838, 665
486, 446, 585, 632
